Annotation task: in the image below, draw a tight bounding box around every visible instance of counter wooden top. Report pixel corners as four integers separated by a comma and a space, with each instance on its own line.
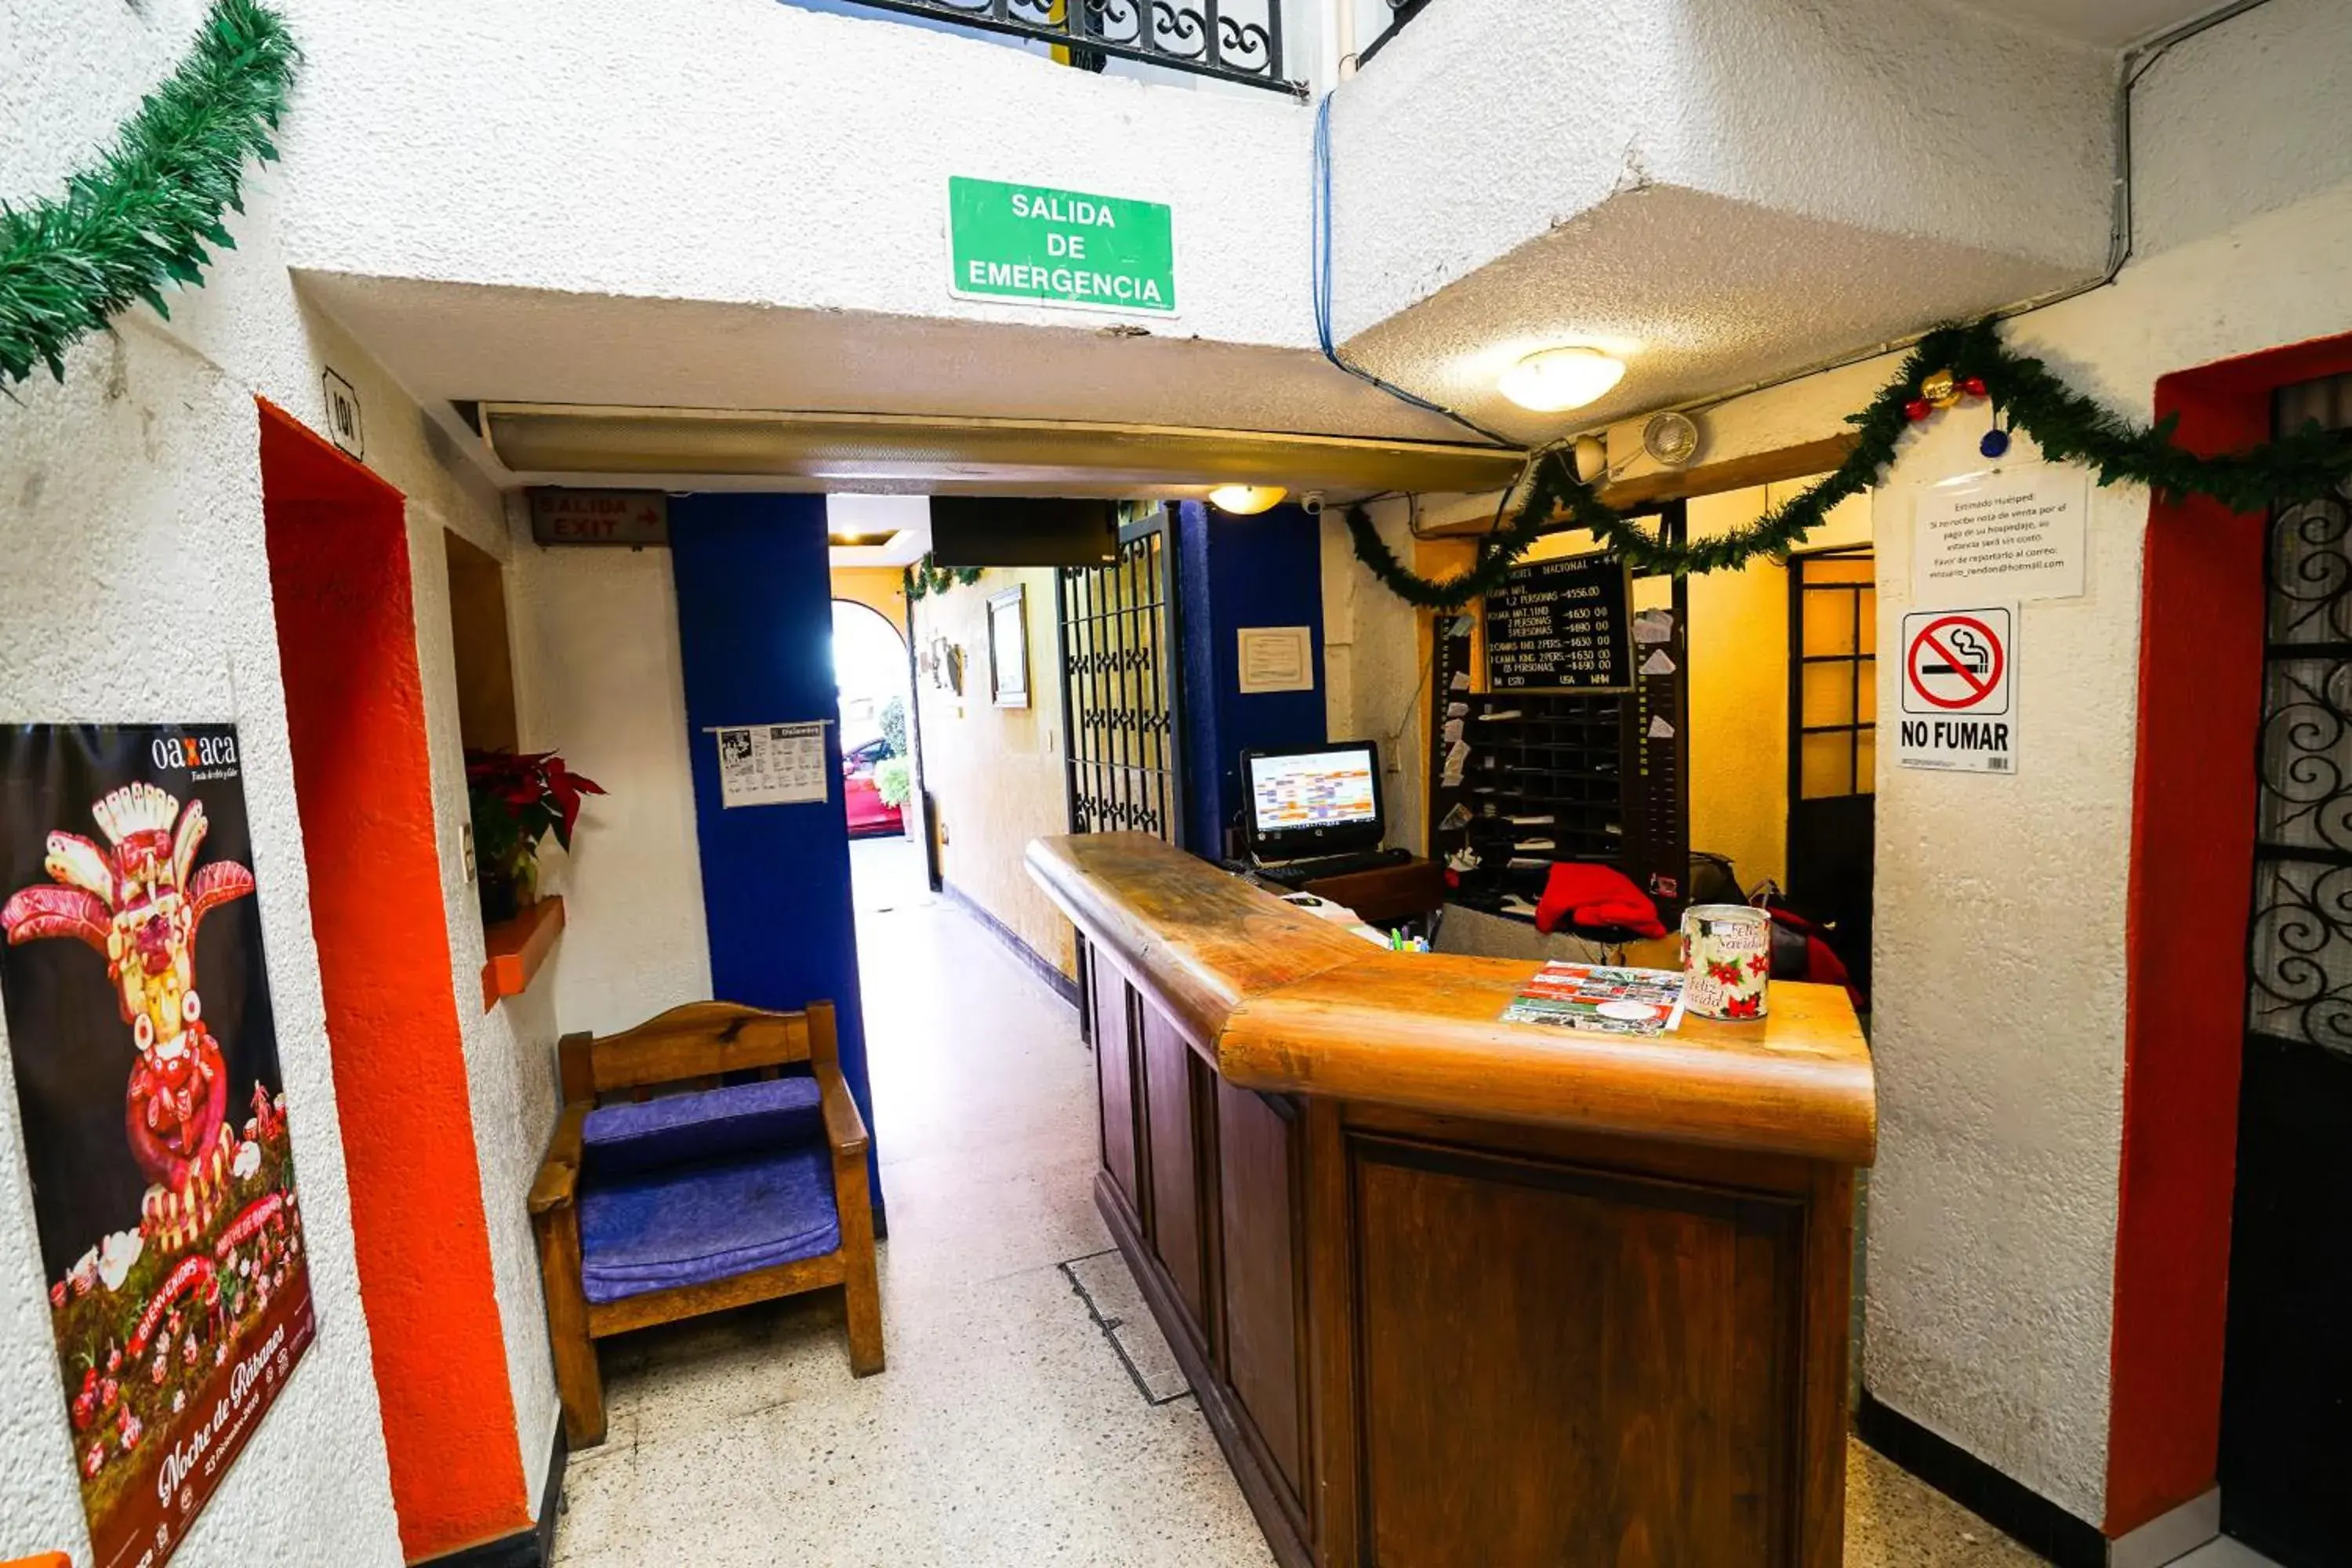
1029, 832, 1875, 1166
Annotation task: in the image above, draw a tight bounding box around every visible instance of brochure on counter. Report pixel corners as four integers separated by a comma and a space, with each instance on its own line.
1501, 962, 1687, 1036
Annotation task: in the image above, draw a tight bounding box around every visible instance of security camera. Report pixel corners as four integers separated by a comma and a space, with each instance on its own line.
1301, 491, 1327, 517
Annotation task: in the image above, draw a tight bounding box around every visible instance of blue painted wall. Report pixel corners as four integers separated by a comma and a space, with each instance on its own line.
667, 495, 880, 1200
1174, 500, 1328, 856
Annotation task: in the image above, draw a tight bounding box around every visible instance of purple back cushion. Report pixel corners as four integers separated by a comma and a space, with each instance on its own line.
582, 1074, 823, 1178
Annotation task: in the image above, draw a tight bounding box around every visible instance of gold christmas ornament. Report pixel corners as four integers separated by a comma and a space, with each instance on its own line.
1922, 369, 1962, 409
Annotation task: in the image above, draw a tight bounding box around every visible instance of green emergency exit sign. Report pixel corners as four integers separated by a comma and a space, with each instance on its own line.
947, 176, 1177, 315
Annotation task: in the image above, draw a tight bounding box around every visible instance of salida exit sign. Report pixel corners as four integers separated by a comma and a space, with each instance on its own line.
528, 488, 669, 546
946, 176, 1177, 316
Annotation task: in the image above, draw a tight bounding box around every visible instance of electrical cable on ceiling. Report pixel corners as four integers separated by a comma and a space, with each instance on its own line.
1312, 93, 1525, 453
1315, 0, 2284, 543
1653, 0, 2281, 430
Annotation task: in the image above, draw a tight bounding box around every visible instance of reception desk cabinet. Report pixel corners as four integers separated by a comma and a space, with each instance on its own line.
1028, 833, 1876, 1568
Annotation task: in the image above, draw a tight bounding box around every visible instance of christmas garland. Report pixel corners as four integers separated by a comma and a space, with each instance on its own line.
902, 554, 984, 601
1348, 316, 2352, 607
0, 0, 297, 385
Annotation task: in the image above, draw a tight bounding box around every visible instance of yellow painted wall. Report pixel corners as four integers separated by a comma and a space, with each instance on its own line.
907, 567, 1076, 977
1686, 486, 1789, 891
1684, 477, 1870, 894
829, 565, 908, 638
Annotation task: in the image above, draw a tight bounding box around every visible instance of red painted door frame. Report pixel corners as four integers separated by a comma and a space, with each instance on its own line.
256, 400, 532, 1559
2109, 330, 2352, 1535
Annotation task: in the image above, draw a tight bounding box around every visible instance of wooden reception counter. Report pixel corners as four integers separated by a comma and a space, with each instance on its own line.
1028, 832, 1876, 1568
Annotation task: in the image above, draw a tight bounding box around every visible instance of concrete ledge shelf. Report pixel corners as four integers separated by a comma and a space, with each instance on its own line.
481, 896, 564, 1012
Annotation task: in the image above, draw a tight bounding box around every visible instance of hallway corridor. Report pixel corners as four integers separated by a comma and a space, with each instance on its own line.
550, 840, 2068, 1567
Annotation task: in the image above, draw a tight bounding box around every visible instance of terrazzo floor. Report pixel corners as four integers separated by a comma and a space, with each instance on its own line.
545, 837, 2164, 1567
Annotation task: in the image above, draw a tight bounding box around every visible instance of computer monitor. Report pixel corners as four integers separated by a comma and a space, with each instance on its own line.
1242, 742, 1385, 862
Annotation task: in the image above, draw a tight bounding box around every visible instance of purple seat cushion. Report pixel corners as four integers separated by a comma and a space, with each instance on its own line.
582, 1074, 822, 1179
577, 1145, 840, 1305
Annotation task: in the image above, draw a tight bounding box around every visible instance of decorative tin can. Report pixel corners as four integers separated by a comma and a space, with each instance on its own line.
1681, 904, 1770, 1021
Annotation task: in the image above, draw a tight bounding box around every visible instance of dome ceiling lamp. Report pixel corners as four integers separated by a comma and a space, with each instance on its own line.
1208, 485, 1288, 515
1498, 346, 1628, 414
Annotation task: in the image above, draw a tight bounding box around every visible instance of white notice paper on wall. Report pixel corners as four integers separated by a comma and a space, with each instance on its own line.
1911, 463, 2086, 606
1236, 626, 1315, 693
715, 721, 830, 808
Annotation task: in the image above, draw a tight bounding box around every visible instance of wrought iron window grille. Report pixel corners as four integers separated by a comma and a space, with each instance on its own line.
2245, 376, 2352, 1058
833, 0, 1303, 96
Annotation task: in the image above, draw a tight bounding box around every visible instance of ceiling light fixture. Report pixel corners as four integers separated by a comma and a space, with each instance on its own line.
1498, 347, 1627, 413
1208, 485, 1287, 516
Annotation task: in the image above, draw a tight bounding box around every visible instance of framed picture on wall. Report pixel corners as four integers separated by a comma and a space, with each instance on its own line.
988, 585, 1030, 709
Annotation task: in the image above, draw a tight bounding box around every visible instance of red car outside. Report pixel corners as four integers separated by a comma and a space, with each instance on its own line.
842, 738, 903, 838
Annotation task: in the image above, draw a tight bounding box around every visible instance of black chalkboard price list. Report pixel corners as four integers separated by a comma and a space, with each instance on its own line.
1484, 552, 1633, 692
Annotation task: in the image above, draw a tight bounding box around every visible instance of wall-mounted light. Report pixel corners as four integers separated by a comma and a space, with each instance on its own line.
1572, 434, 1608, 482
1499, 347, 1627, 413
1208, 485, 1287, 515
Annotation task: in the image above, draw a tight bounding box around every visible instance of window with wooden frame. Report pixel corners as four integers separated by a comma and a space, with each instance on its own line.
1789, 550, 1877, 801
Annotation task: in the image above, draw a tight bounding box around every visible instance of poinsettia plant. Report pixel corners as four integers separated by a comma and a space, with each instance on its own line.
465, 750, 605, 924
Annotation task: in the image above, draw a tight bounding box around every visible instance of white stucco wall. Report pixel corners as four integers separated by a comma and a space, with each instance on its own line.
1857, 185, 2352, 1524
2, 2, 564, 1551
269, 0, 1318, 351
509, 545, 717, 1038
2129, 0, 2352, 260
0, 70, 404, 1568
0, 310, 408, 1568
1324, 0, 2114, 340
382, 340, 566, 1511
1320, 501, 1438, 856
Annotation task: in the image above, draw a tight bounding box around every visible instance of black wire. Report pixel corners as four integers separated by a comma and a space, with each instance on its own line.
1312, 94, 1526, 453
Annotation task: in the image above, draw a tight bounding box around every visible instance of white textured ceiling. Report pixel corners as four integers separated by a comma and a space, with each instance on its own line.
303, 165, 2092, 488
1338, 183, 2090, 445
1944, 0, 2227, 46
296, 270, 1476, 468
288, 0, 2155, 497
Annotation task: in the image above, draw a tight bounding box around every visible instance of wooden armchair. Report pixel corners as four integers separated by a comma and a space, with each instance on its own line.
528, 1000, 883, 1447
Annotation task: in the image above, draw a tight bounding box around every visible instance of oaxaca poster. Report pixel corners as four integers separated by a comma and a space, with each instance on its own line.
0, 724, 314, 1568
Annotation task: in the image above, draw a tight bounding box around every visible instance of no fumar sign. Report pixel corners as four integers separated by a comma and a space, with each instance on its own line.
1898, 606, 2016, 775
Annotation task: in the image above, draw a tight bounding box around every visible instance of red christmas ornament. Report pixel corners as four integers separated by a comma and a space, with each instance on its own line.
1904, 398, 1933, 423
1962, 376, 1988, 398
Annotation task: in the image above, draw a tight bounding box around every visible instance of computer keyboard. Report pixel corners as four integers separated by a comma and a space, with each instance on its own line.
1254, 846, 1415, 884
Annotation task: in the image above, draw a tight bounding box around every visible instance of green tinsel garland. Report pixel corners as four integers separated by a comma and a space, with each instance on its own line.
903, 554, 984, 601
1348, 317, 2352, 607
0, 0, 298, 385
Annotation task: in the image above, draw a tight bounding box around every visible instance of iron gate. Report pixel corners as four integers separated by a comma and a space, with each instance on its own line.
2222, 371, 2352, 1566
1057, 510, 1184, 845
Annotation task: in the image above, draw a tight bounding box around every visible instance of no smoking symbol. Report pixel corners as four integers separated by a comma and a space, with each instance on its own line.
1906, 613, 2006, 713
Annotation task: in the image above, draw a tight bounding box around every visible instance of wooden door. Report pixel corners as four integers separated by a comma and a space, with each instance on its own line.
1140, 1006, 1207, 1327
1089, 947, 1143, 1216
